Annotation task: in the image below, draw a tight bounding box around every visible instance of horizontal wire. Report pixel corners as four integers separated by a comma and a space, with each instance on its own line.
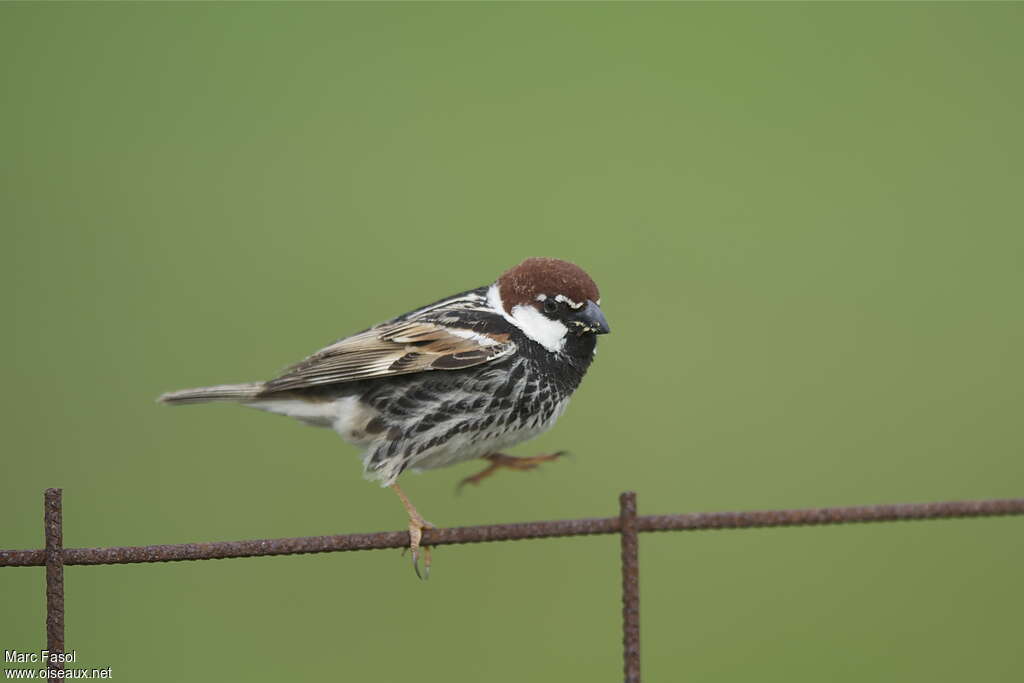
2, 497, 1022, 568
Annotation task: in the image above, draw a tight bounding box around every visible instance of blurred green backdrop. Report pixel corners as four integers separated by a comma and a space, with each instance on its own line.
3, 3, 1022, 681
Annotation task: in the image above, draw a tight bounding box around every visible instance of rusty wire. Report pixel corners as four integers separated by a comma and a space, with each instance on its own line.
3, 497, 1022, 568
4, 492, 1024, 683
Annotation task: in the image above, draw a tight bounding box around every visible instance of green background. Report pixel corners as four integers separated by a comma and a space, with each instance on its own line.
3, 3, 1022, 681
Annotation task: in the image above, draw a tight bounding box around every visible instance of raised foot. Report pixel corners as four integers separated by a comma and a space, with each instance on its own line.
457, 451, 569, 493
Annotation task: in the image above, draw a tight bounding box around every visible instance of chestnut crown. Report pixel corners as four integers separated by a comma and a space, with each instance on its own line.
496, 257, 600, 312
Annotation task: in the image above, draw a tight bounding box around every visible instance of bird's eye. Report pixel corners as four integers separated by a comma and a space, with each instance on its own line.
542, 298, 559, 314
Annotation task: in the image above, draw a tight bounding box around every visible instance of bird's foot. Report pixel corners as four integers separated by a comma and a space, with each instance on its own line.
390, 483, 435, 579
406, 514, 434, 580
456, 451, 568, 492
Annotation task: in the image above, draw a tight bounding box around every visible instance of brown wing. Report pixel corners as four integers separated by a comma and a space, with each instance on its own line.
261, 321, 516, 393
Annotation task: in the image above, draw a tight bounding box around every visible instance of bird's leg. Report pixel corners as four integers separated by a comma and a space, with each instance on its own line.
457, 451, 568, 492
389, 483, 434, 579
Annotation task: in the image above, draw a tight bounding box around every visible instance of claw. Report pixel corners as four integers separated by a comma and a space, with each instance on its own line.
412, 544, 432, 580
408, 522, 433, 580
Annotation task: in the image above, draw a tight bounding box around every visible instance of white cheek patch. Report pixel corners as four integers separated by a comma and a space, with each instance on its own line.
487, 283, 568, 353
510, 304, 567, 352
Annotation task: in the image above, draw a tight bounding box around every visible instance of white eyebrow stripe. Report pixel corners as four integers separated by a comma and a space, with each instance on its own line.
554, 294, 585, 309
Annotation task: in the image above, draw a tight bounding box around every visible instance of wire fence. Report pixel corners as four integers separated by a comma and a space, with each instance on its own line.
3, 489, 1023, 681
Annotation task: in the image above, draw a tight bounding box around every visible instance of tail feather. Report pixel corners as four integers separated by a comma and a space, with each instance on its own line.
158, 382, 264, 405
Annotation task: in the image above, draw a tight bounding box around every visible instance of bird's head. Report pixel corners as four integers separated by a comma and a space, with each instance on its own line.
488, 257, 610, 353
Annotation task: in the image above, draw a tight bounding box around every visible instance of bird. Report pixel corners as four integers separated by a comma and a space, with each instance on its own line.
159, 257, 610, 577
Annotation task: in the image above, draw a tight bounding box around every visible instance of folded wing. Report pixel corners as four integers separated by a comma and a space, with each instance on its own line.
262, 321, 515, 393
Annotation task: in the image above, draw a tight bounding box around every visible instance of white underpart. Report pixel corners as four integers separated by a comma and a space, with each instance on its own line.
331, 395, 377, 444
244, 386, 571, 487
487, 284, 567, 353
248, 395, 378, 446
248, 396, 348, 428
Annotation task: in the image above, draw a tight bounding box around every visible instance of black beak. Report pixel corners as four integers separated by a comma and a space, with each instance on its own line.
573, 300, 610, 335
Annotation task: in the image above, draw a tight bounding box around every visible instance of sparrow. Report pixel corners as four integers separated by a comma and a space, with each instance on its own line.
159, 257, 610, 577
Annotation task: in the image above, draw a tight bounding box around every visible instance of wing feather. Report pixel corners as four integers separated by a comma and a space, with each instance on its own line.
262, 320, 516, 393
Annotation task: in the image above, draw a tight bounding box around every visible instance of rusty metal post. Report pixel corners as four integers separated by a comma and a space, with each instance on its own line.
620, 492, 640, 683
44, 488, 65, 676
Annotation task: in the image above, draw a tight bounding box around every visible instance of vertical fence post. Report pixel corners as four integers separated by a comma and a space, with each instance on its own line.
620, 491, 640, 683
44, 488, 65, 677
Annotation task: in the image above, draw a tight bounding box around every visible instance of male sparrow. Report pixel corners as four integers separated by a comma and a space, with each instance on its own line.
160, 257, 610, 577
